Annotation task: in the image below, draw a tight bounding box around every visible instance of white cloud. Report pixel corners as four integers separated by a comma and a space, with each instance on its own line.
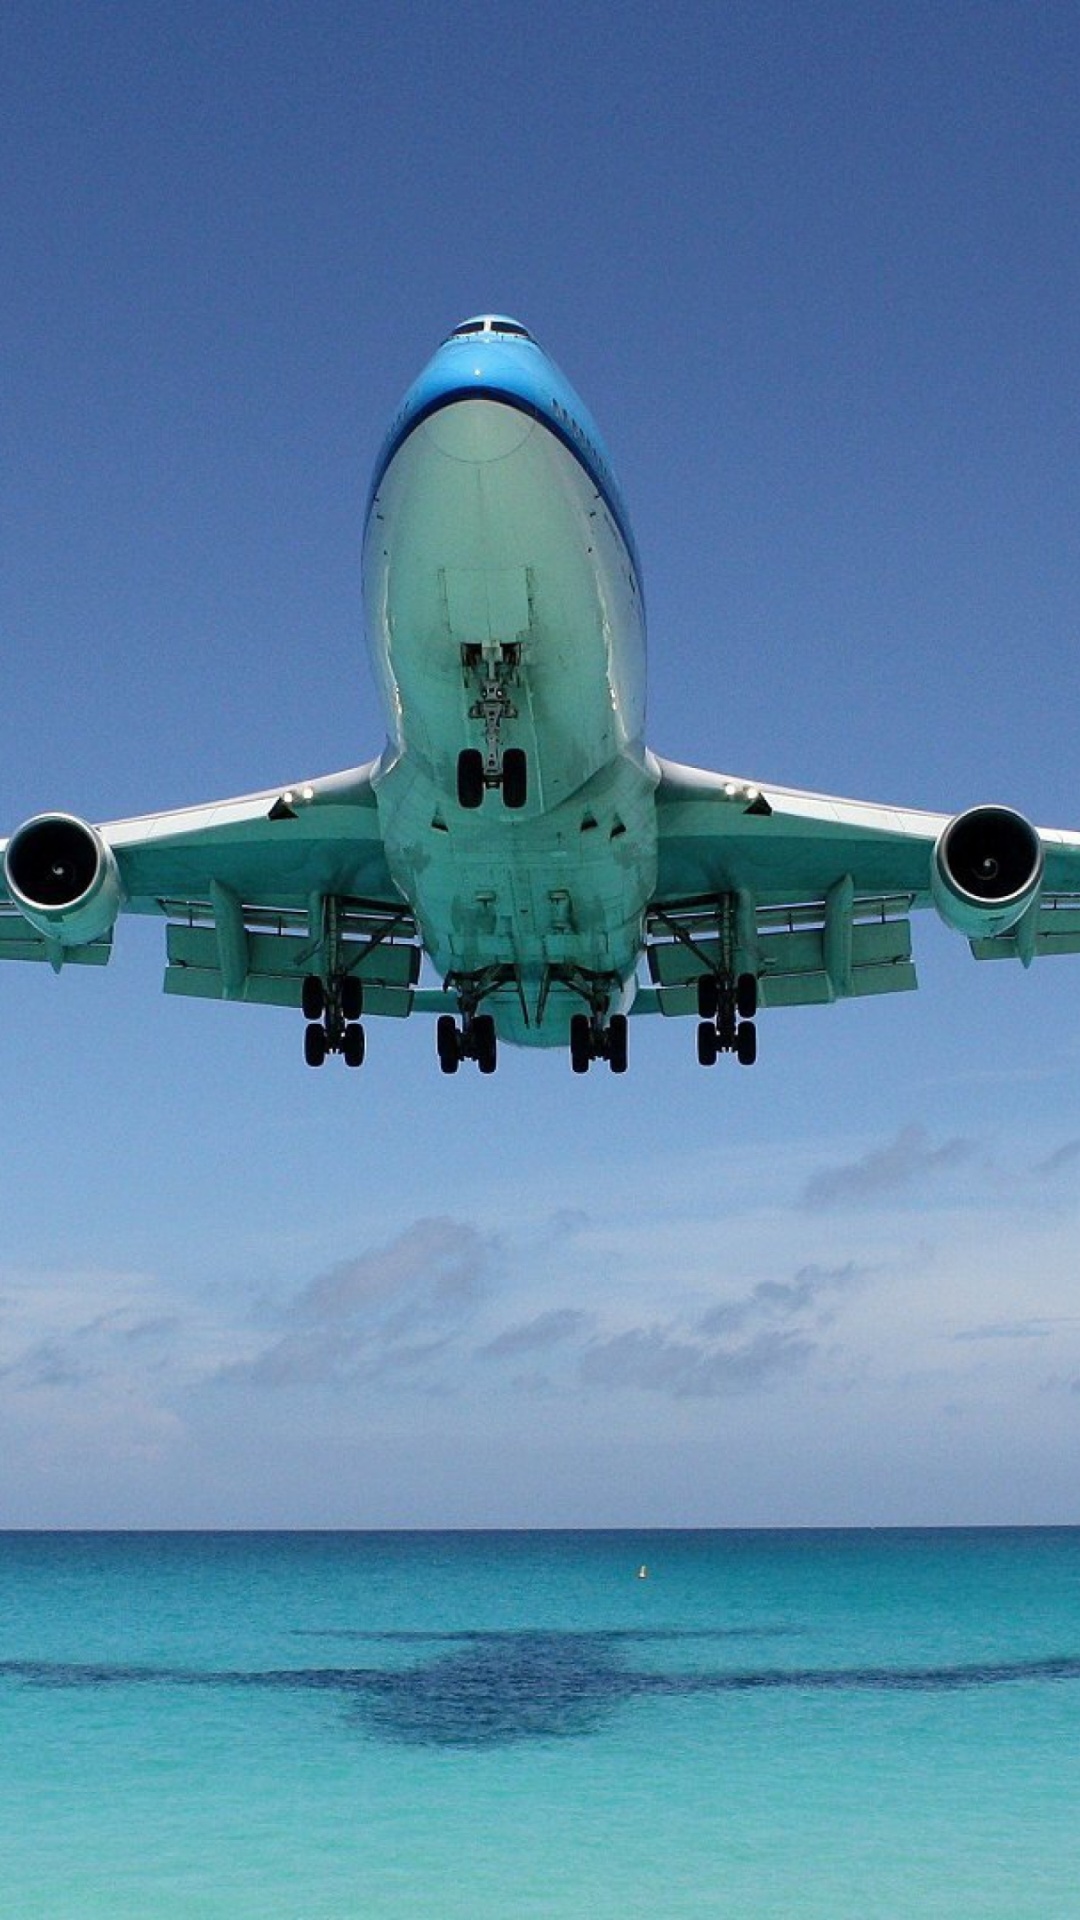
228, 1218, 492, 1390
801, 1124, 976, 1209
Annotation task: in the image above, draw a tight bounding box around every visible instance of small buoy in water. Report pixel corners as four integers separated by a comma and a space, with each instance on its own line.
637, 1564, 648, 1579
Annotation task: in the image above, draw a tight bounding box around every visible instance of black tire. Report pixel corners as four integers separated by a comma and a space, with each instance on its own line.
570, 1012, 592, 1074
736, 1020, 757, 1067
341, 975, 364, 1023
607, 1012, 628, 1074
696, 975, 719, 1020
304, 1022, 327, 1067
696, 1021, 718, 1067
302, 975, 325, 1022
457, 748, 485, 809
474, 1012, 497, 1075
437, 1014, 460, 1075
736, 972, 758, 1020
502, 746, 527, 810
343, 1023, 365, 1068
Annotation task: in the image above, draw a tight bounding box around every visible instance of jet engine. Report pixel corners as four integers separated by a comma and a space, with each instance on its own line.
932, 804, 1044, 938
4, 813, 124, 946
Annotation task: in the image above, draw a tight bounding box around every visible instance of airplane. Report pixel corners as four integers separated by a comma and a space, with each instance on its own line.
4, 312, 1080, 1076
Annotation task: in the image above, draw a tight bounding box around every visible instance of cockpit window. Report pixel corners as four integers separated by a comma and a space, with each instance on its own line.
443, 316, 535, 343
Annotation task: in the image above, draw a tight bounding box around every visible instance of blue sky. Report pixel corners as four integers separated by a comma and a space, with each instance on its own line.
2, 1, 1080, 1526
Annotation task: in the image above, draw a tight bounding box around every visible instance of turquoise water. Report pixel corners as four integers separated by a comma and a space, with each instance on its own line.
1, 1530, 1079, 1916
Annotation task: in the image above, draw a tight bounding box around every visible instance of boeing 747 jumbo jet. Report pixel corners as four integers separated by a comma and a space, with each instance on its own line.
4, 314, 1080, 1075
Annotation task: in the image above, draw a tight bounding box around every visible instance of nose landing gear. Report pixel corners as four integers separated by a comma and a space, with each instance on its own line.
456, 746, 528, 811
457, 643, 527, 809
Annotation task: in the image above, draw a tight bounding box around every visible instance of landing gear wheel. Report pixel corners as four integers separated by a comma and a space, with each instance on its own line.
304, 1022, 327, 1067
437, 1014, 461, 1074
502, 747, 527, 810
474, 1013, 498, 1075
302, 975, 325, 1022
736, 1020, 757, 1067
696, 1021, 718, 1067
457, 748, 485, 809
607, 1012, 628, 1074
341, 976, 364, 1023
736, 973, 758, 1020
343, 1023, 365, 1068
569, 1013, 592, 1074
696, 975, 719, 1021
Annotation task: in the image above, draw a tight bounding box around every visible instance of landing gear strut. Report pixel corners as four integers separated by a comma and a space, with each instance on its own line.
457, 643, 527, 809
696, 971, 758, 1068
302, 973, 366, 1068
437, 1010, 498, 1075
569, 1011, 628, 1075
437, 965, 514, 1075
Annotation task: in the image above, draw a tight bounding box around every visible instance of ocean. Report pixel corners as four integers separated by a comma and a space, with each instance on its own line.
1, 1529, 1078, 1917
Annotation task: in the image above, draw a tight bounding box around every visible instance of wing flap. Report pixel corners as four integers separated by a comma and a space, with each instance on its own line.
165, 919, 420, 1012
648, 916, 911, 988
164, 967, 415, 1017
639, 958, 917, 1018
645, 911, 915, 1014
970, 898, 1080, 962
0, 906, 112, 968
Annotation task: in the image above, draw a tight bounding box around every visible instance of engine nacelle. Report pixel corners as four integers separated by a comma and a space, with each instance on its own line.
932, 804, 1044, 939
4, 813, 124, 947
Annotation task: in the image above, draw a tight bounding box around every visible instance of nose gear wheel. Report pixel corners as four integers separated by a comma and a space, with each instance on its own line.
458, 642, 527, 809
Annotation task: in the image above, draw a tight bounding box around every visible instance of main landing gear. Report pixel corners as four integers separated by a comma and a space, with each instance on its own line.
301, 973, 366, 1068
436, 965, 515, 1075
437, 1010, 498, 1075
695, 972, 758, 1068
569, 1011, 629, 1075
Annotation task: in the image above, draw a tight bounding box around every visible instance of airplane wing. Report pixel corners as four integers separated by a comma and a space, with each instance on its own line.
0, 761, 426, 1021
642, 754, 1080, 1018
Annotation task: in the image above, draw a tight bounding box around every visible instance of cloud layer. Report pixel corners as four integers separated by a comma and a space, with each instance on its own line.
3, 1120, 1080, 1524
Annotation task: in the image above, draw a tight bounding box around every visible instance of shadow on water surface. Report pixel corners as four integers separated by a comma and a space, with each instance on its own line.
3, 1629, 1080, 1749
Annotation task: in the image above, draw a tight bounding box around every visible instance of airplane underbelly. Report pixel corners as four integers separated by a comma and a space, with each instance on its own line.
361, 399, 656, 1045
374, 749, 658, 1045
363, 399, 646, 802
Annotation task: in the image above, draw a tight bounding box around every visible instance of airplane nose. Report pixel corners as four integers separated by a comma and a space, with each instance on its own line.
423, 398, 535, 464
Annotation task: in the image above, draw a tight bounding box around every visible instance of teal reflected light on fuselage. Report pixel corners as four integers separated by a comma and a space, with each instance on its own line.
362, 316, 657, 1047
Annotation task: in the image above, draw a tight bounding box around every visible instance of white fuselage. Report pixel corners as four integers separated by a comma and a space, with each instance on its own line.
362, 351, 658, 1045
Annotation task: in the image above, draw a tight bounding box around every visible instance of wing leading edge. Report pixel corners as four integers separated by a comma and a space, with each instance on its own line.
0, 761, 427, 1019
642, 755, 1080, 1020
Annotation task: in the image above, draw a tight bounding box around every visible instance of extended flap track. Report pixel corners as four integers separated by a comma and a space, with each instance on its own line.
161, 894, 422, 1015
645, 889, 918, 1012
0, 900, 113, 971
